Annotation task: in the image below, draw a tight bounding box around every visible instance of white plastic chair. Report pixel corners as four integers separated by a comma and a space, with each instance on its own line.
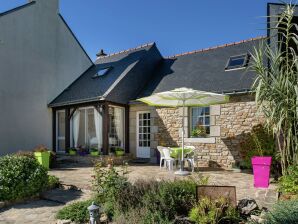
185, 146, 195, 172
162, 147, 175, 171
157, 146, 166, 169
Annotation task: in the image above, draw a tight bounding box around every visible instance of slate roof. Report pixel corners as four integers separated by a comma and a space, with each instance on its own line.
50, 37, 264, 107
137, 37, 265, 99
49, 43, 162, 107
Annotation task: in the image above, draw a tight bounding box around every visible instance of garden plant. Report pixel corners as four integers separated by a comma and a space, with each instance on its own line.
251, 4, 298, 174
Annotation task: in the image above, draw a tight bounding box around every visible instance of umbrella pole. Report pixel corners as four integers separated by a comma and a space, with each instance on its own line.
175, 100, 190, 176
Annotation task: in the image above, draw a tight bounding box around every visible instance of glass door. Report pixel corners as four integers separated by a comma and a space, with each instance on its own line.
56, 110, 65, 152
136, 112, 151, 158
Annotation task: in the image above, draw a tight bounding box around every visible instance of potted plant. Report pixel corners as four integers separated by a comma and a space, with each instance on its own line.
78, 147, 87, 156
240, 125, 275, 188
69, 147, 77, 155
90, 147, 100, 156
33, 145, 51, 169
115, 147, 125, 157
191, 125, 207, 138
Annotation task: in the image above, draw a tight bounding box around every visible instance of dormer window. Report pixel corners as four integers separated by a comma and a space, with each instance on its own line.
225, 54, 250, 71
93, 67, 112, 78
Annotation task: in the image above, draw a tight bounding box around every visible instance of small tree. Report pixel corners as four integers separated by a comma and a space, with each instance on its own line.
251, 4, 298, 174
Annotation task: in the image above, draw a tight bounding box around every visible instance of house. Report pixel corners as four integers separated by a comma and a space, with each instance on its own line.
0, 0, 92, 155
49, 38, 263, 168
1, 1, 297, 168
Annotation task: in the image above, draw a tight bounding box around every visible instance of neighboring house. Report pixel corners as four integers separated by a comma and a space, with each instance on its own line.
1, 2, 297, 168
0, 0, 92, 155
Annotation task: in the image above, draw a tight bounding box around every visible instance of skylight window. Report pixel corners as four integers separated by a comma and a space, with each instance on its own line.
93, 67, 111, 78
225, 54, 249, 71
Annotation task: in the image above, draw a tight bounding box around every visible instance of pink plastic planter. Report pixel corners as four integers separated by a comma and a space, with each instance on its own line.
251, 156, 272, 188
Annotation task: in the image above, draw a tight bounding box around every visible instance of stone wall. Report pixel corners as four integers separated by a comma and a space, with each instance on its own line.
129, 94, 264, 168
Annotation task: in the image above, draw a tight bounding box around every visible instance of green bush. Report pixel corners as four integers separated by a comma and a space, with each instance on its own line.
142, 180, 196, 220
263, 200, 298, 224
56, 199, 101, 223
47, 175, 60, 189
239, 124, 276, 169
0, 155, 48, 201
278, 165, 298, 194
189, 197, 240, 224
92, 163, 198, 222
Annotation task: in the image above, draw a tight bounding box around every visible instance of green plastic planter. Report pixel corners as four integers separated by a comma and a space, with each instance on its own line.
34, 151, 50, 169
69, 150, 76, 155
115, 151, 125, 157
90, 151, 100, 156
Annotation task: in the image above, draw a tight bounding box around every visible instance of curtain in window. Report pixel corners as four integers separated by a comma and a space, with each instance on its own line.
73, 110, 80, 147
94, 108, 103, 149
115, 107, 124, 148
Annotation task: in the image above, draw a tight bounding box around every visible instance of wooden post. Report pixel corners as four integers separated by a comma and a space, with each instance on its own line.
125, 105, 129, 153
102, 102, 109, 155
52, 109, 56, 152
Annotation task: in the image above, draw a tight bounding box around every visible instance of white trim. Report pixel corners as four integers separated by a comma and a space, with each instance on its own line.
136, 111, 151, 158
185, 137, 216, 144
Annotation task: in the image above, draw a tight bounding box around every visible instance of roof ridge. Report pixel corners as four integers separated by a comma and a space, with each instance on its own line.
96, 42, 155, 59
166, 36, 266, 59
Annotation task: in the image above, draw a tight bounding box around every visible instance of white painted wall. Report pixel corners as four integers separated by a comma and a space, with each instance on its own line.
0, 0, 92, 155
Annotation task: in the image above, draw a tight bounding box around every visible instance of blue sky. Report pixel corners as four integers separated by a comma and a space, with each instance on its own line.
1, 0, 283, 60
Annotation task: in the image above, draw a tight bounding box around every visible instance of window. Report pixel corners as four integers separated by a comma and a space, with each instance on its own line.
72, 107, 103, 149
109, 106, 125, 149
93, 67, 111, 78
56, 110, 65, 152
225, 54, 249, 71
190, 107, 210, 137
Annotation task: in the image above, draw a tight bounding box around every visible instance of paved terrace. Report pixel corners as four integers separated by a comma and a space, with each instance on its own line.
0, 160, 278, 224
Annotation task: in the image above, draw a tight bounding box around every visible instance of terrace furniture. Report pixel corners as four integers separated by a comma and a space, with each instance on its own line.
162, 147, 176, 171
170, 147, 193, 160
171, 146, 195, 171
157, 146, 167, 169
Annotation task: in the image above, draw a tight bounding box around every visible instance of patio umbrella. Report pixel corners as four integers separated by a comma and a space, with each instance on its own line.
138, 87, 229, 176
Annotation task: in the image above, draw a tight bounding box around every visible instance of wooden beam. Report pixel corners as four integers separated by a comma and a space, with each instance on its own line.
102, 102, 109, 155
52, 109, 56, 152
68, 107, 78, 119
65, 108, 71, 152
125, 105, 129, 153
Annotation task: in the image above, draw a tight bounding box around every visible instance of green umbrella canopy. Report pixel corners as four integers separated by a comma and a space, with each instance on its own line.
138, 88, 229, 107
137, 88, 229, 176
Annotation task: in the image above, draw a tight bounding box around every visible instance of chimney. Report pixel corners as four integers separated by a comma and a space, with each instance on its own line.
28, 0, 59, 13
96, 49, 107, 58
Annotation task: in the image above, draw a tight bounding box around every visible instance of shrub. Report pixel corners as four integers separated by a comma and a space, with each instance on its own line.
278, 165, 298, 194
56, 199, 101, 223
92, 163, 198, 222
14, 150, 35, 159
33, 145, 49, 152
93, 163, 129, 217
142, 180, 197, 220
189, 197, 240, 224
0, 155, 48, 201
47, 175, 60, 189
263, 200, 298, 224
239, 124, 276, 169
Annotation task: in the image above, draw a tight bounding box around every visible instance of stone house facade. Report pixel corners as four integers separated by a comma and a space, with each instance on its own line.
129, 94, 264, 168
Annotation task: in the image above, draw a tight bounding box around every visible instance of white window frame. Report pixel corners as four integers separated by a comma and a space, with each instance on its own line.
189, 107, 210, 136
108, 105, 125, 149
